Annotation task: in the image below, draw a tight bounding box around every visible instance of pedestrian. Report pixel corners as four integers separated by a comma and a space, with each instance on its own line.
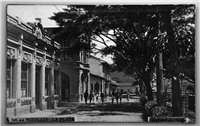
127, 92, 130, 102
100, 92, 104, 104
119, 91, 123, 104
96, 92, 99, 103
89, 91, 94, 104
115, 92, 119, 104
92, 91, 95, 102
111, 92, 115, 105
84, 90, 89, 104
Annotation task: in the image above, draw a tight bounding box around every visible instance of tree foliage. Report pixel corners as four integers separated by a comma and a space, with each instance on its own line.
50, 5, 195, 102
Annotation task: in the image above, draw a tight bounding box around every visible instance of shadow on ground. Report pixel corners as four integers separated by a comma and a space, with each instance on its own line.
57, 102, 143, 116
89, 112, 130, 116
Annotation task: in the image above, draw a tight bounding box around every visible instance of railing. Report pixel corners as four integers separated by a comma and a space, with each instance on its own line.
21, 97, 32, 106
7, 15, 33, 34
7, 99, 16, 108
44, 36, 52, 45
7, 14, 61, 50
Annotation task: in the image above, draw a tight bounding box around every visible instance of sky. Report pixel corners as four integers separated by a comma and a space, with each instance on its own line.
7, 5, 66, 27
7, 5, 114, 64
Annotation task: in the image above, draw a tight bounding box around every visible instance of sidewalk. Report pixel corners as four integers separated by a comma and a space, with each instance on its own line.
12, 97, 141, 118
15, 109, 58, 117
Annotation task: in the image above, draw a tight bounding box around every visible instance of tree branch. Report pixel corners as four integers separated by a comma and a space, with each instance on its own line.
114, 29, 131, 47
183, 77, 195, 84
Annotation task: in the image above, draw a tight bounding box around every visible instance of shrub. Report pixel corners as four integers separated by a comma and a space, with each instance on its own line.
140, 94, 148, 109
141, 100, 158, 121
145, 100, 158, 112
152, 106, 165, 116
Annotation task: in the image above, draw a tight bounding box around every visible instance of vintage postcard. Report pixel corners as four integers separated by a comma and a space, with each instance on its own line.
6, 4, 195, 123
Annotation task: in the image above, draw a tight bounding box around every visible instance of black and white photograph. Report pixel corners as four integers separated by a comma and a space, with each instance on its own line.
5, 3, 196, 123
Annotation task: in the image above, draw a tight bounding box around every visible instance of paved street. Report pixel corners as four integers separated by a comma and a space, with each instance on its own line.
17, 96, 144, 122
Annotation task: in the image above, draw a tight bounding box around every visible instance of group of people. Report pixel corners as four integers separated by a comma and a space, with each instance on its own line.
84, 90, 105, 104
111, 91, 129, 105
84, 90, 130, 105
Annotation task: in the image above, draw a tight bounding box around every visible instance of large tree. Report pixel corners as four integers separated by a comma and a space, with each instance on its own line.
50, 5, 195, 115
50, 5, 162, 100
158, 5, 195, 116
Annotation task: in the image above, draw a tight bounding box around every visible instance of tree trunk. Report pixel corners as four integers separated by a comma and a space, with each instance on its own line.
139, 80, 145, 95
163, 9, 182, 116
156, 52, 166, 106
143, 71, 153, 101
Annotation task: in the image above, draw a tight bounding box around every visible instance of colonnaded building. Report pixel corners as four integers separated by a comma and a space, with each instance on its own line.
6, 14, 62, 116
6, 14, 115, 117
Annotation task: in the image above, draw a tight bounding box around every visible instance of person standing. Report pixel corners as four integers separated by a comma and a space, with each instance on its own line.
92, 91, 95, 102
111, 92, 115, 105
119, 91, 123, 104
127, 92, 130, 102
116, 92, 119, 105
96, 92, 99, 103
84, 90, 89, 104
89, 91, 94, 104
100, 92, 104, 104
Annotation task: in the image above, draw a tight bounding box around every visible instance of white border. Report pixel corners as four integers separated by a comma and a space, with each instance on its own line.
1, 1, 200, 126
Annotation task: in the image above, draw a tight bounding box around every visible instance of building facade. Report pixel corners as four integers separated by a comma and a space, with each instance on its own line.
6, 15, 61, 117
89, 55, 111, 96
60, 50, 90, 102
45, 28, 90, 103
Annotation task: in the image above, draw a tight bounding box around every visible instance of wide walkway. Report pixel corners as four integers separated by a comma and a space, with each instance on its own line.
15, 96, 144, 122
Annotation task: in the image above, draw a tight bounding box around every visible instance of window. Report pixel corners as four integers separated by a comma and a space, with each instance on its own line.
45, 68, 50, 95
7, 59, 14, 98
21, 62, 29, 97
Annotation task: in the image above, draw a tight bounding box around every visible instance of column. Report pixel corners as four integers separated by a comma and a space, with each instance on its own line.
49, 52, 55, 109
102, 80, 104, 93
13, 34, 23, 116
80, 70, 83, 102
30, 51, 36, 113
57, 68, 61, 107
39, 55, 45, 110
87, 71, 90, 92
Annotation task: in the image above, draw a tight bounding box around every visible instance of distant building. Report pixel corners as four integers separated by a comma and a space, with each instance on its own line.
110, 71, 139, 94
6, 15, 61, 117
151, 74, 194, 101
181, 79, 195, 95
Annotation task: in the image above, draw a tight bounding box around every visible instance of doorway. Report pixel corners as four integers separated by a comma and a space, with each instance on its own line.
61, 72, 70, 101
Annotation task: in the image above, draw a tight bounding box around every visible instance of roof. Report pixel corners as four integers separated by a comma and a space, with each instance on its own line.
111, 71, 136, 83
90, 73, 105, 80
119, 82, 139, 86
110, 80, 120, 86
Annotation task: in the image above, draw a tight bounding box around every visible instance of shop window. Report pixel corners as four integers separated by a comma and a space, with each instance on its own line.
7, 59, 14, 98
21, 62, 29, 97
45, 68, 50, 95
